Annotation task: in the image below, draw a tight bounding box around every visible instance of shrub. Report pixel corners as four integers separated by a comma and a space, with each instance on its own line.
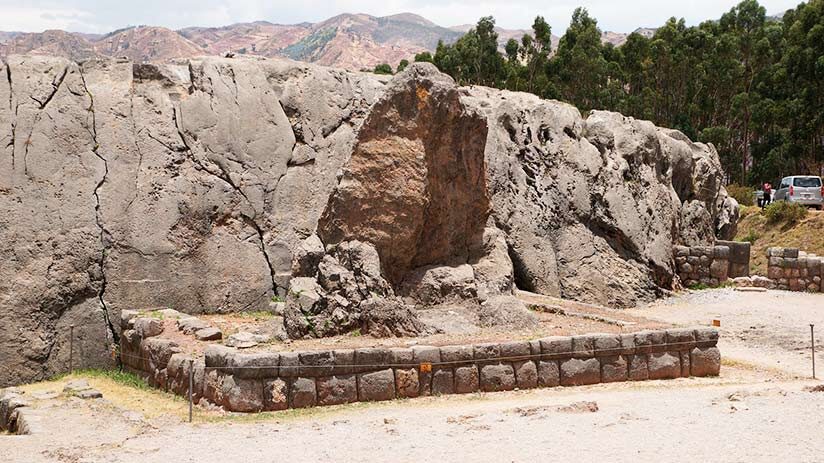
726, 184, 755, 207
740, 230, 760, 244
763, 201, 808, 224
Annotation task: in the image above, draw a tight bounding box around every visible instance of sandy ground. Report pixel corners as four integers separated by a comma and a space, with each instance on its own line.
4, 288, 824, 463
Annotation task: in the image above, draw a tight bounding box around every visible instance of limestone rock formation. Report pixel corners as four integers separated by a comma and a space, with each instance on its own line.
0, 57, 736, 386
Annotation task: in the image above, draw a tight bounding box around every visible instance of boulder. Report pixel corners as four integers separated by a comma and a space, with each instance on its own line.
316, 375, 358, 406
479, 364, 516, 392
559, 358, 600, 386
357, 369, 395, 402
359, 297, 427, 338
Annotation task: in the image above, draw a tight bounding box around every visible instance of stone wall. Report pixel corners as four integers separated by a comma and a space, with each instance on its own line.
121, 314, 721, 412
673, 245, 730, 287
716, 240, 750, 278
674, 241, 751, 287
766, 247, 822, 292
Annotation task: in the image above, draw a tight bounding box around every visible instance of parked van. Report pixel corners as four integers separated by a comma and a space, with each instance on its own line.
774, 175, 824, 209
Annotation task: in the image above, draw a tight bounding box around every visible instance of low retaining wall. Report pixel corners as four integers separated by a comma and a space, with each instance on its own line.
716, 240, 751, 278
766, 247, 822, 292
673, 245, 730, 287
121, 315, 721, 412
674, 241, 751, 287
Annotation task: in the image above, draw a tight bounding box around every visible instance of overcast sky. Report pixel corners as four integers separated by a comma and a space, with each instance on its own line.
0, 0, 804, 34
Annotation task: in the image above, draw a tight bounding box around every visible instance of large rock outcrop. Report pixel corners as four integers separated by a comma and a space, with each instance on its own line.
0, 57, 736, 386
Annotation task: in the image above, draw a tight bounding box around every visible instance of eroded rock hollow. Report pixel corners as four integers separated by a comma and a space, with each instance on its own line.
0, 57, 737, 386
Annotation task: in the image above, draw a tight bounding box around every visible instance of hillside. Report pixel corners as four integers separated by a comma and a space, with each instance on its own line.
734, 207, 824, 275
0, 12, 655, 70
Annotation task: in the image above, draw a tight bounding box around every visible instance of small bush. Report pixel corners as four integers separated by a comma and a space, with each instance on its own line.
763, 201, 808, 224
726, 184, 755, 206
740, 230, 760, 244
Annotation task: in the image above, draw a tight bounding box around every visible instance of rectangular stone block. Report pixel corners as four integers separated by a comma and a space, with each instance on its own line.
454, 365, 479, 393
479, 364, 516, 392
332, 349, 355, 375
600, 355, 628, 383
713, 245, 730, 259
559, 358, 600, 386
217, 376, 265, 412
298, 351, 335, 377
540, 336, 573, 360
473, 343, 501, 363
316, 375, 357, 406
784, 248, 799, 258
499, 341, 530, 361
618, 333, 636, 355
288, 377, 317, 408
357, 369, 395, 402
634, 330, 665, 354
674, 245, 690, 257
648, 352, 681, 380
665, 328, 696, 351
432, 369, 454, 395
628, 354, 648, 381
571, 335, 594, 358
440, 345, 474, 366
355, 348, 391, 373
690, 347, 721, 377
388, 348, 414, 367
694, 327, 719, 348
537, 361, 560, 387
394, 368, 420, 398
279, 352, 300, 377
232, 352, 280, 379
592, 333, 621, 356
513, 361, 538, 389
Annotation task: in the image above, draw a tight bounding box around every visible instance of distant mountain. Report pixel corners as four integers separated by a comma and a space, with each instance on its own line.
0, 13, 656, 69
601, 27, 657, 47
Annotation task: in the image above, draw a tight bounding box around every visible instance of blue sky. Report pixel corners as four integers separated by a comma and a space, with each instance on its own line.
0, 0, 803, 33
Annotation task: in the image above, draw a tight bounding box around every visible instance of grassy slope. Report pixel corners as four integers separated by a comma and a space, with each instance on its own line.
734, 206, 824, 275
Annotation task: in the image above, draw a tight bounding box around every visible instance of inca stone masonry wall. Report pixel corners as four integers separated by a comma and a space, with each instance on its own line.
766, 247, 822, 292
121, 315, 721, 412
673, 241, 750, 287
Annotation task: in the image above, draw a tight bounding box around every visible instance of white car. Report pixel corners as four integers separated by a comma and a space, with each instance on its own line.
774, 176, 824, 209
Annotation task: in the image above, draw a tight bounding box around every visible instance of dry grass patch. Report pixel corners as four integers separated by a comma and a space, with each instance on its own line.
735, 209, 824, 275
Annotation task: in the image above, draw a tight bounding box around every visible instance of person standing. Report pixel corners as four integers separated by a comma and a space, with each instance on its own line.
762, 182, 772, 208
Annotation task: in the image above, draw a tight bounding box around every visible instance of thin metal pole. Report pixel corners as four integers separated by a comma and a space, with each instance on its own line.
811, 324, 816, 380
188, 359, 194, 423
69, 324, 75, 374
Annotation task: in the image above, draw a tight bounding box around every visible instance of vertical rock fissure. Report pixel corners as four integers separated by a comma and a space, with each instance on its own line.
79, 67, 118, 345
4, 62, 14, 166
172, 106, 280, 298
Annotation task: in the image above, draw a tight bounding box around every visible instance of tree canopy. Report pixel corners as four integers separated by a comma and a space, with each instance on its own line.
415, 0, 824, 186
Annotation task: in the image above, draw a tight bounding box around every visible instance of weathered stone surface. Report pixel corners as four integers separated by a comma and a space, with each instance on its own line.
600, 356, 629, 383
357, 369, 395, 402
648, 352, 681, 380
513, 361, 538, 389
477, 296, 539, 330
194, 327, 223, 341
178, 317, 208, 334
394, 368, 420, 398
231, 352, 279, 379
217, 376, 264, 412
479, 364, 516, 392
289, 378, 317, 409
690, 347, 721, 377
540, 336, 573, 360
134, 318, 164, 338
431, 369, 455, 395
1, 56, 734, 386
628, 355, 649, 381
316, 375, 357, 406
359, 297, 426, 338
454, 365, 479, 393
263, 378, 288, 411
559, 358, 601, 386
537, 361, 560, 387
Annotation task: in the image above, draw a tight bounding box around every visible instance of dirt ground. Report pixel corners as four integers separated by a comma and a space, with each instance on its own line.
4, 288, 824, 463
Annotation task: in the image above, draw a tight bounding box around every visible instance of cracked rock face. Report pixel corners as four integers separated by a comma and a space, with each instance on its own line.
1, 57, 735, 385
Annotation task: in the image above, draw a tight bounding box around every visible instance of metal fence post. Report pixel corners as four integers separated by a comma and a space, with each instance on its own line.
812, 324, 816, 380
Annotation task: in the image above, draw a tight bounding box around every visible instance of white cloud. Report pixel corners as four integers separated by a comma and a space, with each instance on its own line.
0, 0, 805, 33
